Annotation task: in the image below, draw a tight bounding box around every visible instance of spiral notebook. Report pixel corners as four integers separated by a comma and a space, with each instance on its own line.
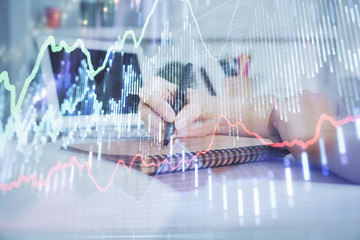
67, 135, 289, 175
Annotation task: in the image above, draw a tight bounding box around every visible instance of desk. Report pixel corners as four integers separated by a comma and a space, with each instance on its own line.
0, 139, 359, 239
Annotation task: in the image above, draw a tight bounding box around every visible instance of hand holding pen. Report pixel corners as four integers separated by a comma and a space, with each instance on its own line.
163, 63, 194, 147
138, 63, 218, 147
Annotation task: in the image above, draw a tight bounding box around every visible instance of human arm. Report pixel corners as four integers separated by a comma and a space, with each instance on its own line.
138, 77, 359, 183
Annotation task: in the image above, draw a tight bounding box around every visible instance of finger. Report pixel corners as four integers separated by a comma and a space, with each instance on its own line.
174, 101, 203, 130
267, 124, 284, 144
267, 107, 282, 143
187, 88, 218, 119
147, 113, 166, 143
146, 94, 176, 122
140, 76, 178, 102
140, 77, 178, 122
174, 119, 217, 138
139, 102, 165, 133
186, 88, 210, 103
174, 89, 205, 130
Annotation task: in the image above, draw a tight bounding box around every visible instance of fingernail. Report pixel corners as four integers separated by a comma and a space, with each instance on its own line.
167, 111, 175, 122
164, 105, 175, 122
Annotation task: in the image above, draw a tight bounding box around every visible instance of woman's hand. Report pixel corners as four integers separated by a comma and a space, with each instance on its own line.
267, 90, 338, 164
172, 88, 219, 138
138, 77, 177, 143
139, 76, 219, 141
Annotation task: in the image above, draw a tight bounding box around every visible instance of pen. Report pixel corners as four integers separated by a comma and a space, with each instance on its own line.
200, 67, 217, 96
163, 63, 193, 148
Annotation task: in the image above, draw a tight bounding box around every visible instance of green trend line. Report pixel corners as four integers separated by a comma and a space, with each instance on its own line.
0, 0, 239, 115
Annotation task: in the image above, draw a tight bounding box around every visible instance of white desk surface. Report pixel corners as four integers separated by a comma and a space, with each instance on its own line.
0, 139, 359, 240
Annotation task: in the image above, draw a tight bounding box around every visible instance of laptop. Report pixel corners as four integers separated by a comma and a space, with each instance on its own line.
37, 35, 147, 143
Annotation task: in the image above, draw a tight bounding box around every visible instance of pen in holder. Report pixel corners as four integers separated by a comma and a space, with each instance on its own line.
46, 7, 61, 29
80, 0, 98, 27
219, 54, 251, 78
100, 0, 116, 27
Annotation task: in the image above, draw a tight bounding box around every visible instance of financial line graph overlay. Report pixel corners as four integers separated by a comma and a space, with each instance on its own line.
1, 113, 359, 193
0, 0, 239, 115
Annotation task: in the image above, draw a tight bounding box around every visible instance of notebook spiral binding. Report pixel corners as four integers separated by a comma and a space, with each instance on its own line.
143, 145, 290, 175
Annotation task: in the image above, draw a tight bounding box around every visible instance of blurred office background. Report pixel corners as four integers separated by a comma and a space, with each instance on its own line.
0, 0, 354, 123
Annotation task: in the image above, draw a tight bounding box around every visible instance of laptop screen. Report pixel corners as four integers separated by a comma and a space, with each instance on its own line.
48, 46, 142, 116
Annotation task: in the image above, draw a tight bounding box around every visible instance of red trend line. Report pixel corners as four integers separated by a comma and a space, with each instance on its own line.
0, 113, 359, 193
218, 113, 360, 148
